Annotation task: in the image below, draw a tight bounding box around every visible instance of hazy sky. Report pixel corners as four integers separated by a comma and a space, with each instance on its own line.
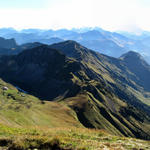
0, 0, 150, 32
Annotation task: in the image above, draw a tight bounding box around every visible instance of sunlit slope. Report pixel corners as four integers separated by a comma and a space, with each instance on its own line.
0, 79, 81, 128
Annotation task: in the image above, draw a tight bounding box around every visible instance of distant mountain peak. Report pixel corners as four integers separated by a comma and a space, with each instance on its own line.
120, 51, 145, 62
81, 30, 106, 39
51, 40, 85, 50
85, 30, 101, 34
60, 40, 81, 46
0, 37, 17, 49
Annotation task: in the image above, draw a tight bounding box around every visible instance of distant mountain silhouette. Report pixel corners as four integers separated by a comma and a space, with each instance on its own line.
0, 37, 17, 49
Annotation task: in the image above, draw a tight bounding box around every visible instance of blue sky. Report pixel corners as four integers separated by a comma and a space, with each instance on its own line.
0, 0, 150, 32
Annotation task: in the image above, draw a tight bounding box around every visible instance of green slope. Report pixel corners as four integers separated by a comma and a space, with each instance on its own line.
0, 79, 82, 128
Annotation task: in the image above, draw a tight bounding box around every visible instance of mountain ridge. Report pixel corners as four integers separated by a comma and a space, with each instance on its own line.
0, 41, 150, 139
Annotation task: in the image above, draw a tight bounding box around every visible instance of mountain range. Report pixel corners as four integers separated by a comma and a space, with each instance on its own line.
0, 40, 150, 140
1, 27, 150, 64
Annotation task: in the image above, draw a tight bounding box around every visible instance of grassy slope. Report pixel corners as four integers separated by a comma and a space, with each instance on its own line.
0, 80, 149, 149
63, 92, 150, 139
62, 68, 150, 139
0, 79, 81, 128
0, 124, 149, 150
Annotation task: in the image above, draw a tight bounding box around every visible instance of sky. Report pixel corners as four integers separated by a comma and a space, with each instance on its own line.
0, 0, 150, 32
